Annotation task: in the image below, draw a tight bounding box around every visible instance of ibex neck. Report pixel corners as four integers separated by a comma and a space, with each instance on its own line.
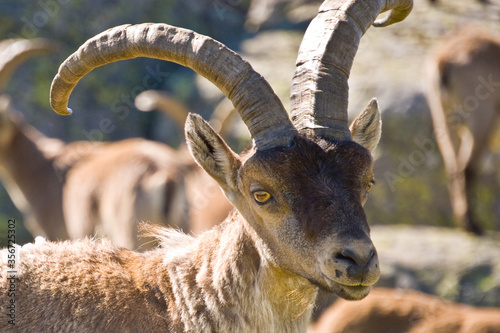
0, 122, 66, 239
144, 212, 318, 332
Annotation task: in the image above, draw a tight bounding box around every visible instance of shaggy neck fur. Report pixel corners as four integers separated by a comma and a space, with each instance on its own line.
139, 211, 318, 332
3, 212, 318, 332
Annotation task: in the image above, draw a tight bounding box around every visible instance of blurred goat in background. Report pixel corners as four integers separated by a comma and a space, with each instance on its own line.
0, 40, 234, 249
425, 26, 500, 235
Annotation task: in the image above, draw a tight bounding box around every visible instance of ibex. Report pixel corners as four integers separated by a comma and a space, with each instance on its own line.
61, 138, 190, 249
0, 39, 188, 249
425, 26, 500, 235
0, 0, 412, 331
135, 90, 237, 234
308, 288, 500, 333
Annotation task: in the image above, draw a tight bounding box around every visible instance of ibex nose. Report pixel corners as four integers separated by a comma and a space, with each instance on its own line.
337, 247, 374, 267
334, 243, 377, 278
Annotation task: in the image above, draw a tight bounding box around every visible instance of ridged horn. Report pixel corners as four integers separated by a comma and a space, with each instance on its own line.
0, 38, 55, 93
50, 23, 297, 150
290, 0, 413, 140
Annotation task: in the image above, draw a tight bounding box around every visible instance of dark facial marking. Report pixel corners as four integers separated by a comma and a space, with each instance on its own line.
247, 136, 373, 240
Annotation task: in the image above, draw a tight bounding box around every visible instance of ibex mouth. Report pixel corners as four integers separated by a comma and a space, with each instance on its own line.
319, 258, 380, 300
320, 274, 374, 300
336, 284, 373, 301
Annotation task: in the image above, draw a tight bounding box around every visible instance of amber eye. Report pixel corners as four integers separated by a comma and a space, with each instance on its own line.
253, 191, 272, 204
367, 179, 375, 191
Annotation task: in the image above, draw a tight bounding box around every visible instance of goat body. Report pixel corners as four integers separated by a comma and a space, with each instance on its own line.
1, 214, 315, 332
62, 138, 189, 250
0, 101, 96, 240
309, 288, 500, 333
0, 40, 194, 248
0, 102, 183, 249
425, 26, 500, 234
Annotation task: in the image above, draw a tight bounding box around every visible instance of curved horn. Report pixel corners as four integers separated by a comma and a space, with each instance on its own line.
290, 0, 413, 140
50, 23, 297, 150
0, 38, 55, 92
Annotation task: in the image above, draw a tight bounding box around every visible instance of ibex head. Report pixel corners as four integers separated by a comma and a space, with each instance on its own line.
50, 0, 412, 300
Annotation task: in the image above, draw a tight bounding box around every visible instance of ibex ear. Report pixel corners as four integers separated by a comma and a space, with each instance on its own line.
349, 98, 382, 152
185, 113, 241, 195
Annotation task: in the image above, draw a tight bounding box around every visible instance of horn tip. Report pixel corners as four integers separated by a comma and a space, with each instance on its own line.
56, 107, 73, 116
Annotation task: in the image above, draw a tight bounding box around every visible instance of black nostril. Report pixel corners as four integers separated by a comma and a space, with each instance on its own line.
335, 250, 356, 265
335, 247, 374, 267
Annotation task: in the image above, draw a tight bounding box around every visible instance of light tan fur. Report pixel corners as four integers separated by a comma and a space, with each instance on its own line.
1, 218, 316, 332
309, 288, 500, 333
62, 138, 190, 249
425, 26, 500, 234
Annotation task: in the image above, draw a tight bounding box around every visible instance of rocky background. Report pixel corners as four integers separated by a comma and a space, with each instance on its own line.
1, 0, 499, 309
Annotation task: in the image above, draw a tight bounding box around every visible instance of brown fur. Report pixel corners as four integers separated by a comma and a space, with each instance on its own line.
0, 100, 189, 249
309, 288, 500, 333
186, 114, 380, 302
425, 26, 500, 234
0, 99, 95, 240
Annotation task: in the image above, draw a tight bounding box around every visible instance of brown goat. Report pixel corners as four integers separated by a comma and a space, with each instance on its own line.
0, 0, 413, 331
309, 288, 500, 333
61, 138, 189, 249
425, 26, 500, 234
0, 39, 188, 249
1, 92, 188, 250
64, 89, 243, 247
62, 90, 241, 248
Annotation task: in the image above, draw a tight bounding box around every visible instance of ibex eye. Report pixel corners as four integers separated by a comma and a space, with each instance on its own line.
367, 179, 375, 191
253, 191, 272, 204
